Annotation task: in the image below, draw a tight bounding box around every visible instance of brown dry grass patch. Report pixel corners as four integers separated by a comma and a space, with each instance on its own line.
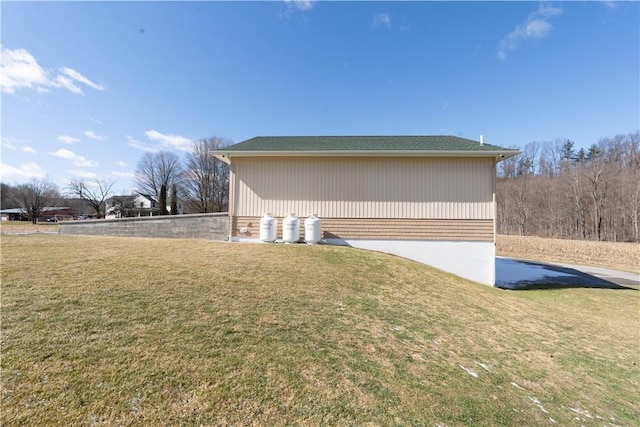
0, 221, 59, 234
497, 234, 640, 274
1, 234, 638, 426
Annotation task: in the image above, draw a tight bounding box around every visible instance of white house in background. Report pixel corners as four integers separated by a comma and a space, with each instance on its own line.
213, 135, 519, 286
105, 193, 183, 218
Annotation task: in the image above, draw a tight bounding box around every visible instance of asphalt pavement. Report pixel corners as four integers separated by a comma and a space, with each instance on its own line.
495, 257, 639, 290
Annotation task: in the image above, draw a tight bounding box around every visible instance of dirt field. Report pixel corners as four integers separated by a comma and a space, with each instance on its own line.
497, 234, 640, 274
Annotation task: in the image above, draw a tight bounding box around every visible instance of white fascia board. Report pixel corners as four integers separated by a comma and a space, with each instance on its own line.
213, 150, 520, 162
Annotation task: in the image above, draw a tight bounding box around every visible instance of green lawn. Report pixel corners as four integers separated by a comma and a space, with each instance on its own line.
1, 234, 638, 426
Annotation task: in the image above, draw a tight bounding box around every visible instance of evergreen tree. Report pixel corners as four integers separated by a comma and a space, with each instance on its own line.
170, 184, 178, 215
159, 184, 169, 215
561, 139, 576, 161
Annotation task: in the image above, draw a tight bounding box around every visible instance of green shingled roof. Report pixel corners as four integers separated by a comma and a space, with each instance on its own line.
223, 136, 514, 152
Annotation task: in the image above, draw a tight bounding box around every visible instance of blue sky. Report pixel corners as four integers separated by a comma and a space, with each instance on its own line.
1, 1, 638, 193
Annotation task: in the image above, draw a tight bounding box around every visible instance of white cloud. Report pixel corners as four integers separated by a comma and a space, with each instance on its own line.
127, 135, 159, 153
84, 130, 108, 141
115, 161, 128, 167
498, 3, 563, 60
284, 0, 315, 12
600, 1, 618, 9
69, 169, 99, 179
0, 45, 105, 94
56, 135, 81, 144
0, 162, 47, 180
280, 0, 315, 18
0, 46, 49, 94
54, 74, 83, 94
51, 148, 97, 167
2, 137, 20, 150
535, 3, 563, 19
60, 67, 105, 91
21, 146, 37, 154
145, 130, 193, 152
2, 136, 37, 153
373, 13, 392, 29
112, 171, 136, 179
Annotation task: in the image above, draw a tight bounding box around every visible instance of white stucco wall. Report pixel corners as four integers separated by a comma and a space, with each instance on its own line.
329, 240, 496, 286
232, 235, 496, 286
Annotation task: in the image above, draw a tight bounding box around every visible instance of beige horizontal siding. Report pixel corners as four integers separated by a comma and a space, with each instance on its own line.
232, 216, 493, 241
231, 156, 494, 220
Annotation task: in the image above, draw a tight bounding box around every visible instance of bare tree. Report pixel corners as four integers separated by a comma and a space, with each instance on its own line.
183, 137, 230, 213
519, 141, 540, 176
628, 131, 640, 168
67, 179, 115, 219
136, 153, 158, 196
497, 145, 519, 178
627, 169, 640, 242
12, 177, 60, 224
583, 143, 621, 240
497, 131, 640, 241
539, 139, 564, 178
135, 151, 183, 197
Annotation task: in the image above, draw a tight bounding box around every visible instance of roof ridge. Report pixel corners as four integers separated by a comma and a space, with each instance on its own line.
252, 135, 470, 138
217, 135, 519, 156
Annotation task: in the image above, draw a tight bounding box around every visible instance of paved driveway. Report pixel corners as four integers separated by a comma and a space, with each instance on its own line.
495, 257, 639, 290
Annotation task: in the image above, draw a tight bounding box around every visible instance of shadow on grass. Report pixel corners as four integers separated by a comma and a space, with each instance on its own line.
495, 258, 636, 291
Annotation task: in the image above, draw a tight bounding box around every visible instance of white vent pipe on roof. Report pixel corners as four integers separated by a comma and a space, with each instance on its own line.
480, 134, 484, 146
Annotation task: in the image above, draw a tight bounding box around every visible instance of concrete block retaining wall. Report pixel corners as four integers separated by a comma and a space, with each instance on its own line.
59, 213, 229, 240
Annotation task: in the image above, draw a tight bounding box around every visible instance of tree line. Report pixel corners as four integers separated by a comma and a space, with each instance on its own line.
497, 131, 640, 242
5, 131, 638, 242
1, 137, 230, 222
134, 137, 229, 215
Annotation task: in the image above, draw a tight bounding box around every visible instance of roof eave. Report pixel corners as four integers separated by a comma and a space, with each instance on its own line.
213, 149, 520, 162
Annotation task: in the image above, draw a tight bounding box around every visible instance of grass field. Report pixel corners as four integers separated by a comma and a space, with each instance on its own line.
0, 221, 60, 234
1, 233, 638, 426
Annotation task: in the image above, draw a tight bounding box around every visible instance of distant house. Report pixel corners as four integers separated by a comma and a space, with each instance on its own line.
105, 193, 183, 218
0, 207, 74, 222
0, 208, 25, 221
213, 135, 519, 286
